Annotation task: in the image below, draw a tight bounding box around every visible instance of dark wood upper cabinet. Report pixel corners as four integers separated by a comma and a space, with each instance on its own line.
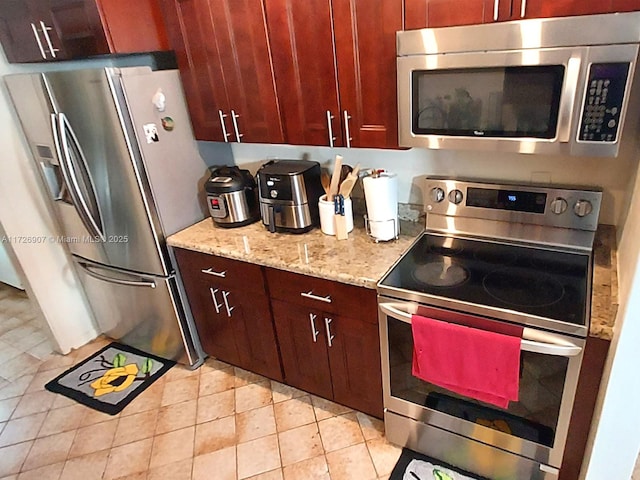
332, 0, 401, 148
611, 0, 640, 11
266, 0, 401, 149
264, 0, 342, 147
0, 0, 48, 63
515, 0, 611, 19
405, 0, 494, 29
160, 0, 284, 143
405, 0, 640, 29
0, 0, 168, 63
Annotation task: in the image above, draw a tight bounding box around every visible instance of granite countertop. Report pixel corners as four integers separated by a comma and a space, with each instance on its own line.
167, 219, 618, 341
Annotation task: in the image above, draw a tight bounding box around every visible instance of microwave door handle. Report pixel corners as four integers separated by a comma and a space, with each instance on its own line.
557, 56, 582, 143
58, 113, 106, 241
380, 302, 582, 357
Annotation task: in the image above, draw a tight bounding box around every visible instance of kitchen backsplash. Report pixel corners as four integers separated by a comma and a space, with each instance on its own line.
197, 140, 640, 227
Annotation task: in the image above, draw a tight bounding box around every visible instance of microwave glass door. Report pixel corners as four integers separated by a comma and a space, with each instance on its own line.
412, 65, 565, 138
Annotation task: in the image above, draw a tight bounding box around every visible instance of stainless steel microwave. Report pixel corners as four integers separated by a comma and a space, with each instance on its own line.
397, 12, 640, 157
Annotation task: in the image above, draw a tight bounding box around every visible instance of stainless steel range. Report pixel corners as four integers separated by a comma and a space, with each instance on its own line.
377, 178, 602, 480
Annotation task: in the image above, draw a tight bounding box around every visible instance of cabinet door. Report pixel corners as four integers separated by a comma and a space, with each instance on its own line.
46, 0, 109, 59
0, 0, 51, 62
161, 0, 283, 143
333, 0, 402, 148
95, 0, 169, 53
515, 0, 611, 19
225, 288, 283, 381
160, 0, 232, 141
265, 0, 342, 147
183, 276, 243, 366
271, 299, 334, 400
405, 0, 495, 29
611, 0, 640, 11
326, 313, 384, 418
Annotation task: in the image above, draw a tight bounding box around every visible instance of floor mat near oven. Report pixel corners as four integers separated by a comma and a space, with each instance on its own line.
389, 448, 488, 480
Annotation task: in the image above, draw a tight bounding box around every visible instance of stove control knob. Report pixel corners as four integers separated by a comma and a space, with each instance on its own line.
430, 187, 445, 203
550, 198, 568, 215
574, 199, 593, 217
448, 189, 464, 204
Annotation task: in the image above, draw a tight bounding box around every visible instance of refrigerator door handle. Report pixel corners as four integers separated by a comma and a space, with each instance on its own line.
56, 112, 106, 241
76, 260, 157, 289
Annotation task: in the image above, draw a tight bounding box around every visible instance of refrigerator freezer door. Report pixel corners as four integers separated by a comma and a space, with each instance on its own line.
72, 255, 200, 365
43, 68, 168, 276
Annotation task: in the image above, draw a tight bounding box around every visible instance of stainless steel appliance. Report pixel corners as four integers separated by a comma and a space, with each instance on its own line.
377, 178, 602, 479
257, 159, 324, 233
6, 66, 207, 367
205, 166, 260, 228
397, 12, 640, 157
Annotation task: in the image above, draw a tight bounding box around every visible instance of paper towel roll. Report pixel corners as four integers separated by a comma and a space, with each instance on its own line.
363, 172, 398, 241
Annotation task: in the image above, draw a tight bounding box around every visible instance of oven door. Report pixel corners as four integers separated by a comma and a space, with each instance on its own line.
378, 298, 585, 475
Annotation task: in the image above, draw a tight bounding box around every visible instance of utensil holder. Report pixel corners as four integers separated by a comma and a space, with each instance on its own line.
319, 195, 353, 236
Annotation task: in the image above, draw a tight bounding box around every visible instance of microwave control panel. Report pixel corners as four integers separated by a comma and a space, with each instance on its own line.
578, 62, 630, 143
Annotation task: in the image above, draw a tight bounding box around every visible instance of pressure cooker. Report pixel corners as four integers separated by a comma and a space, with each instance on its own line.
205, 166, 260, 228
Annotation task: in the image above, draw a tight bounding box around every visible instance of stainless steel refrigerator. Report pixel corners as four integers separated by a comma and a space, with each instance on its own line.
6, 66, 207, 367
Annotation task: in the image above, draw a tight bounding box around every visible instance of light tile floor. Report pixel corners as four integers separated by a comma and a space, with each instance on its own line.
0, 283, 403, 480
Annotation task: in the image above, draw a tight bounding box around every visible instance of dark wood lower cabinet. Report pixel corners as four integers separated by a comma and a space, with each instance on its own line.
327, 312, 384, 418
174, 248, 283, 382
271, 299, 334, 400
268, 269, 383, 418
559, 336, 610, 480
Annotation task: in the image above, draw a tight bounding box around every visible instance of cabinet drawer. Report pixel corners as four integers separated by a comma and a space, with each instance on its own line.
265, 268, 378, 323
174, 248, 266, 294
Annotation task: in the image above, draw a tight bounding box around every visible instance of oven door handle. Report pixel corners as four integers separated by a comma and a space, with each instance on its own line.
379, 303, 583, 357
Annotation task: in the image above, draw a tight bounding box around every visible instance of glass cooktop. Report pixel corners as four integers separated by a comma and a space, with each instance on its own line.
379, 233, 591, 326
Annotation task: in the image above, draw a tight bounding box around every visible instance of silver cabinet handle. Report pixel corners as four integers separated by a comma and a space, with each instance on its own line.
210, 288, 223, 314
520, 0, 527, 17
218, 110, 232, 142
222, 290, 234, 317
324, 317, 335, 347
326, 110, 336, 147
231, 110, 243, 142
201, 267, 226, 278
40, 21, 59, 58
493, 0, 499, 21
343, 110, 352, 148
30, 23, 47, 59
309, 313, 320, 343
300, 291, 332, 303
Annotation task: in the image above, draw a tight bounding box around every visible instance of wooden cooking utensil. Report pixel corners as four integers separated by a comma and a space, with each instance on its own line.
339, 175, 357, 198
328, 155, 343, 200
321, 171, 331, 196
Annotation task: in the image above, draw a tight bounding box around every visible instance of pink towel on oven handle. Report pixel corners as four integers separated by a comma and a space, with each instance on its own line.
411, 314, 521, 409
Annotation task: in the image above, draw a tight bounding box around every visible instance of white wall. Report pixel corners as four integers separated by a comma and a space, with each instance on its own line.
199, 139, 638, 226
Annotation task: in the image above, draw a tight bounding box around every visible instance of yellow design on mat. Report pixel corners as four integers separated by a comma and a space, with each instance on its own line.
90, 364, 139, 397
